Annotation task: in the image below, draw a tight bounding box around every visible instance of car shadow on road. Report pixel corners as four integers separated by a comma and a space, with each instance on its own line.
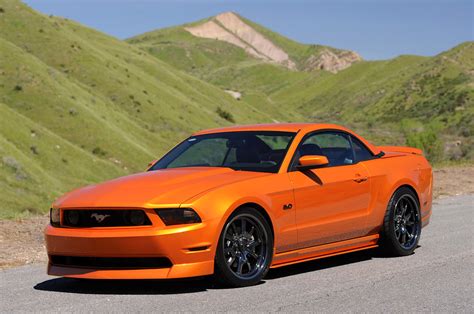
266, 246, 419, 279
34, 276, 215, 295
266, 248, 377, 279
34, 247, 413, 295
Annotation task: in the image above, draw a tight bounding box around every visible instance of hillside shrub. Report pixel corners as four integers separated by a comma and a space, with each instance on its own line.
216, 107, 235, 123
405, 128, 444, 162
2, 156, 28, 180
13, 85, 22, 91
92, 147, 107, 157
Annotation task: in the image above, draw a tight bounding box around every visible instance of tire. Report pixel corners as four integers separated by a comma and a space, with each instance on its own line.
214, 207, 273, 287
380, 187, 422, 256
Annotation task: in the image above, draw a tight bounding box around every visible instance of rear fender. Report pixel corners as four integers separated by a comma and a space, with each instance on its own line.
379, 146, 423, 155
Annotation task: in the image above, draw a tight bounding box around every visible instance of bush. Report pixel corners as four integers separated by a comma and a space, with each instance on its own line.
92, 147, 107, 157
13, 85, 22, 91
216, 107, 235, 123
405, 128, 444, 162
30, 146, 39, 155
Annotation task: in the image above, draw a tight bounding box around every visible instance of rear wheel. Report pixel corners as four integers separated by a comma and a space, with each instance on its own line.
214, 207, 273, 287
381, 187, 421, 256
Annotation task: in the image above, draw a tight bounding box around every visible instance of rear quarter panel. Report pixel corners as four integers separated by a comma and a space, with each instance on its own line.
362, 154, 432, 233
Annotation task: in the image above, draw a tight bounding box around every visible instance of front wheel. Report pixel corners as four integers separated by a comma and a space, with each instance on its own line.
214, 207, 273, 287
381, 187, 421, 256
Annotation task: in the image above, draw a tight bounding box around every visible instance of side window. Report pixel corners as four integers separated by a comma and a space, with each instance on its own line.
296, 132, 355, 167
351, 136, 374, 162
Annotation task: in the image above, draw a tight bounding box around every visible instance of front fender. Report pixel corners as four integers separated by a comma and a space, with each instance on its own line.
181, 172, 295, 255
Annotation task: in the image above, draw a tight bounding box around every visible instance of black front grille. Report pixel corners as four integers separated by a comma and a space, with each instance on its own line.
62, 209, 152, 227
50, 255, 172, 269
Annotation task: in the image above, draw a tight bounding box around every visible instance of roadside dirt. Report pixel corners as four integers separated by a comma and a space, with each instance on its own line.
0, 215, 48, 269
1, 165, 473, 269
433, 165, 474, 198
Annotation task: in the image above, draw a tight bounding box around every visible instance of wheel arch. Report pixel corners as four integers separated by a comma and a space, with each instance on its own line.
393, 184, 421, 206
235, 202, 275, 239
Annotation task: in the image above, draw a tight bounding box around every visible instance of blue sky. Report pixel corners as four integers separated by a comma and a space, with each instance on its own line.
24, 0, 473, 60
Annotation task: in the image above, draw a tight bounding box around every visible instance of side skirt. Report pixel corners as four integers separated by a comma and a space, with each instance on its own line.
271, 234, 379, 268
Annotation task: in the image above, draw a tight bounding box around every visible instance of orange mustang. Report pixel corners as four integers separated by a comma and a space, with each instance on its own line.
45, 123, 432, 287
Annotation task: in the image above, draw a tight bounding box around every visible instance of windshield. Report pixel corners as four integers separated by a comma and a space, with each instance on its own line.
150, 131, 296, 173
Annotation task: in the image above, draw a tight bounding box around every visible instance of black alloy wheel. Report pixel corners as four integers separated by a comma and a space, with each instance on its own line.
381, 187, 422, 256
393, 194, 420, 249
214, 208, 273, 287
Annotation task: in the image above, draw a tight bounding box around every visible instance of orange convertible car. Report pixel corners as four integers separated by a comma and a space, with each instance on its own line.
45, 123, 432, 287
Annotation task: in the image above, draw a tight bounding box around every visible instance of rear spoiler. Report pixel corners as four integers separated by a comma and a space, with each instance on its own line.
377, 146, 423, 155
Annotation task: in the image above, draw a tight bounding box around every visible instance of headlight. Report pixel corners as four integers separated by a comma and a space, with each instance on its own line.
50, 208, 60, 227
155, 208, 201, 226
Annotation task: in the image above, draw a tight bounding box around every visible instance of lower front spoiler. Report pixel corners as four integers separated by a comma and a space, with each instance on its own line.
47, 260, 214, 280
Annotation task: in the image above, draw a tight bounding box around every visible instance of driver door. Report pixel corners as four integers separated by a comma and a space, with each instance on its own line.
287, 131, 371, 249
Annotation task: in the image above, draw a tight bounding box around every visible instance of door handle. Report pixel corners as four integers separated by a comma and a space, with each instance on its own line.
353, 177, 368, 183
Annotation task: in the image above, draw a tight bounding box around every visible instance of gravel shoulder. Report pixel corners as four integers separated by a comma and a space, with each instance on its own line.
1, 165, 473, 269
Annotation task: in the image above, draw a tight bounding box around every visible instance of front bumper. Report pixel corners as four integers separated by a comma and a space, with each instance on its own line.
45, 221, 216, 279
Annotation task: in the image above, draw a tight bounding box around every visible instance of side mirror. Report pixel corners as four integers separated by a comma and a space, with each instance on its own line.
297, 155, 329, 170
147, 159, 158, 170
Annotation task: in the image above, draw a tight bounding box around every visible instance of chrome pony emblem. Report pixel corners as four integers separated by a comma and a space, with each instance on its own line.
90, 213, 111, 223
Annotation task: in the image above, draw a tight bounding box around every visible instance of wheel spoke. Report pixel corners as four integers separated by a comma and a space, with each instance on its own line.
246, 261, 252, 272
401, 202, 407, 217
248, 239, 261, 250
236, 256, 244, 274
229, 223, 237, 236
248, 250, 259, 260
241, 218, 247, 233
401, 232, 406, 244
248, 226, 255, 236
227, 256, 235, 266
396, 200, 402, 214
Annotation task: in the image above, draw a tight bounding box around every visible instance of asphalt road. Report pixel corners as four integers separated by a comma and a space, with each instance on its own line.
1, 195, 473, 313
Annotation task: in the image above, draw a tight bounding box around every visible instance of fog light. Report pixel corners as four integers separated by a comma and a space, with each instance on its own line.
50, 208, 60, 227
64, 210, 80, 226
128, 210, 146, 226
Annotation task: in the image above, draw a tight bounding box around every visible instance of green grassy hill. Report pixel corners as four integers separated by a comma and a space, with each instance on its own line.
0, 1, 277, 218
130, 13, 473, 163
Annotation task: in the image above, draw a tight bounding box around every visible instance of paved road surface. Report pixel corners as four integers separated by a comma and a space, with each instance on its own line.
1, 195, 473, 312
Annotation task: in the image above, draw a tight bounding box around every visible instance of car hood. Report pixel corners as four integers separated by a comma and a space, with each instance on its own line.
54, 167, 269, 208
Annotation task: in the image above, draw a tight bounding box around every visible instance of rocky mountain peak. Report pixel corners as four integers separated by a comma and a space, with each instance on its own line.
184, 12, 360, 72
